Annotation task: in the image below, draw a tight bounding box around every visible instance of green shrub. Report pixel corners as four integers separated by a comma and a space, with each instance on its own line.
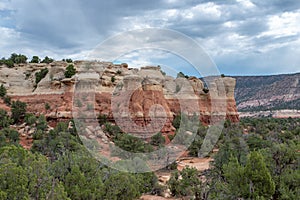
166, 161, 178, 170
203, 87, 209, 93
113, 133, 153, 158
172, 113, 182, 129
168, 134, 175, 141
177, 72, 189, 79
0, 128, 20, 143
168, 167, 201, 198
30, 56, 40, 63
3, 59, 14, 68
62, 58, 73, 63
0, 84, 6, 97
35, 68, 49, 84
25, 72, 31, 79
11, 100, 27, 123
3, 96, 11, 106
150, 132, 165, 146
64, 64, 76, 78
111, 76, 116, 83
41, 56, 54, 64
0, 109, 12, 128
104, 122, 122, 137
188, 137, 203, 156
33, 129, 44, 140
9, 53, 27, 64
24, 113, 37, 126
45, 103, 50, 110
98, 114, 108, 125
160, 68, 166, 76
36, 115, 47, 131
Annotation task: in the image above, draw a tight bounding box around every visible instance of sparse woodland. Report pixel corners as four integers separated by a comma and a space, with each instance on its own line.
0, 101, 299, 199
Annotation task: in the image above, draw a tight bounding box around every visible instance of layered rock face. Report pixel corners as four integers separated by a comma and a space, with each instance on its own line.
235, 73, 300, 112
0, 61, 239, 135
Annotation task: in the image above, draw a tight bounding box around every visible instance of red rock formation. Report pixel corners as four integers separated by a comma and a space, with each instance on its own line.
0, 62, 239, 136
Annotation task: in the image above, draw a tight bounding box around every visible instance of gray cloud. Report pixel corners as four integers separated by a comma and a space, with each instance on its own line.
0, 0, 299, 75
252, 0, 300, 12
235, 19, 269, 36
217, 42, 300, 75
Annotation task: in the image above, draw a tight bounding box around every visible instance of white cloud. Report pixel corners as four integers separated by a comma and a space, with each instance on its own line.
260, 11, 300, 38
189, 2, 222, 20
236, 0, 256, 9
165, 9, 179, 18
0, 27, 22, 56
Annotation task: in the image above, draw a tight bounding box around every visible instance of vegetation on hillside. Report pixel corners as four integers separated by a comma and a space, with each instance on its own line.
0, 99, 299, 199
0, 113, 159, 200
235, 73, 300, 111
184, 117, 300, 200
0, 53, 55, 67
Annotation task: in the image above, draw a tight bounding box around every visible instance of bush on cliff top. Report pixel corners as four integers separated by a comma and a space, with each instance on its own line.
41, 56, 54, 64
30, 56, 40, 63
0, 53, 27, 67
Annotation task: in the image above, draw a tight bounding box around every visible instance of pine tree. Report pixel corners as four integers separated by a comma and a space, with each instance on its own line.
244, 151, 275, 199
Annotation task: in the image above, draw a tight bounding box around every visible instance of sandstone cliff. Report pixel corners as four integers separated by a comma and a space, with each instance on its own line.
0, 61, 239, 135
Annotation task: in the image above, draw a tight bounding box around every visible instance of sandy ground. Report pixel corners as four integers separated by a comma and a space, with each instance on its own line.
140, 195, 180, 200
177, 157, 213, 171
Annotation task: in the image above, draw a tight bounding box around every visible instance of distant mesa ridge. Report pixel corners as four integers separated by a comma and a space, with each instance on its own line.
234, 72, 300, 118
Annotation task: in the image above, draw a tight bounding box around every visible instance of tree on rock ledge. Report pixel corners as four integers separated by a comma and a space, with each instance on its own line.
41, 56, 54, 64
9, 53, 27, 64
64, 64, 76, 78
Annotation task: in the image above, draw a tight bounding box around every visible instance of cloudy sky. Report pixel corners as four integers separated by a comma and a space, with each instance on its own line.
0, 0, 300, 75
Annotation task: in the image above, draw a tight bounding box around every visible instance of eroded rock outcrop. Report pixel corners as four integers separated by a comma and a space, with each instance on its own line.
0, 61, 239, 135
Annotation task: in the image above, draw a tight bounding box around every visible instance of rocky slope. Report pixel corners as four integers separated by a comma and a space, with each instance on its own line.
234, 73, 300, 117
0, 61, 239, 135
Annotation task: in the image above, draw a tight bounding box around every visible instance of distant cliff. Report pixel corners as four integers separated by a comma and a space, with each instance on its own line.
234, 73, 300, 117
0, 61, 239, 134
